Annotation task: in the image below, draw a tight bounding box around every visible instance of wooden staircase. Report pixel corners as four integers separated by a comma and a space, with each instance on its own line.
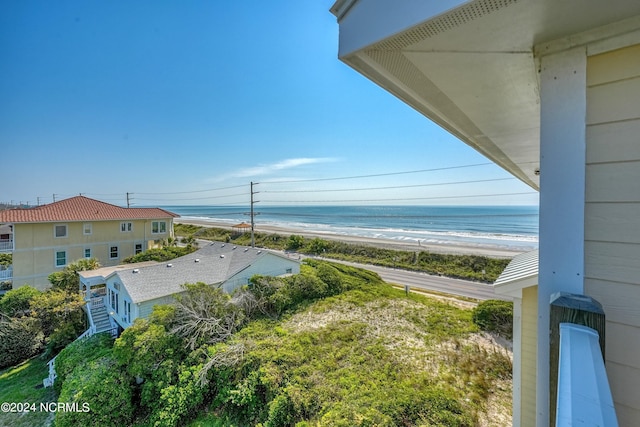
89, 303, 113, 333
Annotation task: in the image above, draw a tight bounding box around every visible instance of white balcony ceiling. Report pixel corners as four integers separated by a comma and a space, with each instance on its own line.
332, 0, 640, 190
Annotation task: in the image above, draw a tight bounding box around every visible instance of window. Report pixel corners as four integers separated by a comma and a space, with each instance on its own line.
55, 251, 66, 267
109, 288, 119, 314
135, 243, 143, 254
124, 300, 131, 323
152, 221, 167, 234
84, 248, 91, 258
120, 222, 133, 232
54, 224, 67, 238
83, 223, 92, 235
110, 245, 119, 259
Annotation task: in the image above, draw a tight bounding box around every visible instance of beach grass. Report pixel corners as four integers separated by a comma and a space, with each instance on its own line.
185, 269, 512, 426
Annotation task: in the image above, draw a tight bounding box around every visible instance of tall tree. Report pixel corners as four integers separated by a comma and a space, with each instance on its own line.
48, 257, 101, 293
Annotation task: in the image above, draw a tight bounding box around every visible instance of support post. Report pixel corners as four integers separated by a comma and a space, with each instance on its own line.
537, 46, 587, 427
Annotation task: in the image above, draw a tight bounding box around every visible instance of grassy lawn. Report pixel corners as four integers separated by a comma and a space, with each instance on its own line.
0, 356, 56, 427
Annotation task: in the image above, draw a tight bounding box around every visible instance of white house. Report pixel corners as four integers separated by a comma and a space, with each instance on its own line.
331, 1, 640, 425
79, 243, 300, 331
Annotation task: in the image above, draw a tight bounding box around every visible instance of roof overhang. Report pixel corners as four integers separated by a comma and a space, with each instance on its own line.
332, 0, 640, 190
494, 249, 538, 298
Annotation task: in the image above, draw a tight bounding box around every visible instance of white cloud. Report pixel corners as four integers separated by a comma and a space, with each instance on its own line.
215, 157, 339, 181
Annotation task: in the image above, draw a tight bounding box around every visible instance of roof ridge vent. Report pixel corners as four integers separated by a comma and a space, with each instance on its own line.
166, 263, 173, 268
244, 248, 249, 252
194, 259, 200, 263
221, 244, 225, 247
132, 269, 140, 273
233, 246, 237, 250
257, 250, 262, 254
220, 254, 225, 258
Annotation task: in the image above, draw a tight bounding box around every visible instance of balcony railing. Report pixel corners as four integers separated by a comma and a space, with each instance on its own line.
0, 266, 12, 281
556, 323, 618, 426
0, 238, 12, 252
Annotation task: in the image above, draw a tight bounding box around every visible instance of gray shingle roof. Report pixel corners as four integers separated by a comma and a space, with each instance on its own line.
111, 243, 294, 303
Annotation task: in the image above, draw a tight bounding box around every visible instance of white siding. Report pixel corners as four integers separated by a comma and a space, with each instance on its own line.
585, 43, 640, 424
222, 254, 300, 294
138, 296, 176, 320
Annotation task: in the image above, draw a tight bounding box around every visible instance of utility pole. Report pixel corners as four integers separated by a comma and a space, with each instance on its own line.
126, 192, 132, 208
52, 194, 57, 202
250, 182, 259, 248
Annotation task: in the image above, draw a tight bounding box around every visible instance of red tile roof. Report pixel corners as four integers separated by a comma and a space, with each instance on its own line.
0, 196, 179, 223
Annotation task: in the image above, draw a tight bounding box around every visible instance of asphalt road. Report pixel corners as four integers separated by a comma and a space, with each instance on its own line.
318, 259, 511, 301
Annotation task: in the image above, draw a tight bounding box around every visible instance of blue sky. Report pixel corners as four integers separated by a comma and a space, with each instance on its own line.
0, 1, 538, 207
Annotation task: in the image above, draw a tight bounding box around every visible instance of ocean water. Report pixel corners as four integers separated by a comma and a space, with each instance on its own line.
163, 205, 539, 252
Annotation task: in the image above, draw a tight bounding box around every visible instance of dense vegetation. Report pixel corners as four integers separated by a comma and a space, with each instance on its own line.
472, 299, 514, 340
0, 253, 11, 267
174, 223, 509, 282
48, 257, 101, 293
0, 253, 12, 290
50, 260, 512, 426
0, 285, 85, 368
122, 246, 196, 263
122, 237, 197, 263
0, 258, 98, 369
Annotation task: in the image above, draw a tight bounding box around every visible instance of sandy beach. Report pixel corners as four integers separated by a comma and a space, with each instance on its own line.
175, 218, 525, 259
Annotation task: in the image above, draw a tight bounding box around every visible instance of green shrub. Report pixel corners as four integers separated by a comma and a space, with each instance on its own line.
0, 315, 43, 369
472, 299, 513, 339
150, 363, 207, 427
48, 258, 101, 293
122, 246, 195, 263
0, 253, 11, 267
0, 285, 41, 317
54, 333, 114, 389
315, 263, 344, 295
29, 289, 87, 356
113, 317, 185, 381
55, 356, 133, 427
286, 234, 305, 250
112, 309, 188, 420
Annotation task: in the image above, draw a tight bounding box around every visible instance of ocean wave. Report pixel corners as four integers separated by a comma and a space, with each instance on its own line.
178, 210, 539, 251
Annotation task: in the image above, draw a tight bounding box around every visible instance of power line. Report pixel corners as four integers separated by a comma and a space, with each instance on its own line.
135, 184, 247, 195
261, 191, 537, 204
35, 162, 536, 206
244, 211, 538, 219
262, 177, 515, 193
261, 162, 495, 184
133, 192, 248, 202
